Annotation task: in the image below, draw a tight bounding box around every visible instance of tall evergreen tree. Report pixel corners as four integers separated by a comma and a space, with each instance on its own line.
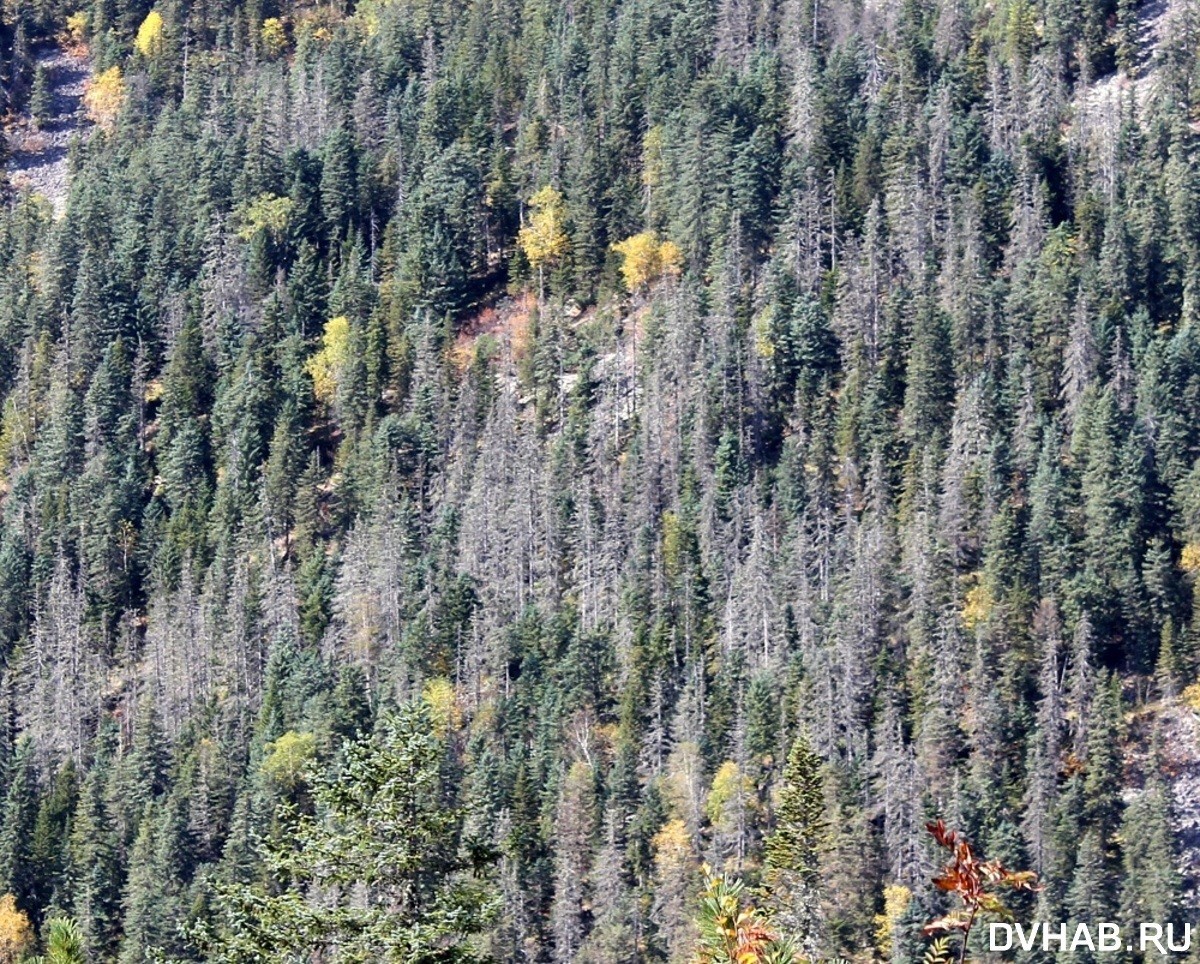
762, 733, 826, 952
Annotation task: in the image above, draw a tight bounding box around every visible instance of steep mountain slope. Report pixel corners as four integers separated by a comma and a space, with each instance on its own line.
5, 46, 91, 215
0, 0, 1196, 960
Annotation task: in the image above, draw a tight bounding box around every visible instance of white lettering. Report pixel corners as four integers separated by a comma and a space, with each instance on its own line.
990, 924, 1013, 951
1043, 923, 1069, 952
1015, 923, 1041, 952
1167, 924, 1192, 952
1142, 923, 1167, 956
1071, 924, 1096, 952
1098, 923, 1121, 952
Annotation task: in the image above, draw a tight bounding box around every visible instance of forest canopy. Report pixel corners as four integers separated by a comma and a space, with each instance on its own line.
0, 0, 1196, 958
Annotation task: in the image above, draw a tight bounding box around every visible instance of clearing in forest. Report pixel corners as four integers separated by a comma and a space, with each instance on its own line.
5, 45, 92, 216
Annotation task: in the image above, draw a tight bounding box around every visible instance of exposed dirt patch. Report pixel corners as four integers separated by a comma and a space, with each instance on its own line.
450, 292, 537, 371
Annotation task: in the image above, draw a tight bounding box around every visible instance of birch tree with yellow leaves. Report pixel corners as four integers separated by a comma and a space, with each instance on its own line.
518, 186, 569, 298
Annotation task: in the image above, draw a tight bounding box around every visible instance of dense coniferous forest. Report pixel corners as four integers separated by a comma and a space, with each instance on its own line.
0, 0, 1198, 956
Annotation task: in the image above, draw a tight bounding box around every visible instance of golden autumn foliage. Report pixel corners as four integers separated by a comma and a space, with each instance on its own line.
84, 65, 126, 128
752, 304, 777, 359
960, 577, 995, 630
518, 185, 569, 272
613, 231, 682, 291
1182, 682, 1200, 714
261, 17, 288, 56
423, 677, 462, 737
0, 894, 33, 964
236, 192, 294, 240
704, 760, 756, 825
350, 0, 394, 37
875, 883, 912, 958
1182, 542, 1200, 572
66, 10, 89, 46
306, 316, 352, 405
135, 10, 164, 56
262, 731, 316, 789
652, 818, 693, 871
291, 7, 339, 47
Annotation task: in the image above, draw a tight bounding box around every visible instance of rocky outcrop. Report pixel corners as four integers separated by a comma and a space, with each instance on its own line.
6, 46, 91, 216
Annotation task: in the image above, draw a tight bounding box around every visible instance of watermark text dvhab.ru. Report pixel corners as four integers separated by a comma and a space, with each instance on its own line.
990, 923, 1194, 955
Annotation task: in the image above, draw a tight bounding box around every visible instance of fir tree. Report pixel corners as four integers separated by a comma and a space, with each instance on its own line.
762, 733, 826, 951
29, 64, 53, 128
0, 740, 39, 915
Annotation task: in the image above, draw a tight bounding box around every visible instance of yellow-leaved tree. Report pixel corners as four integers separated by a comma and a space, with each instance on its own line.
261, 17, 288, 57
135, 10, 164, 56
613, 231, 682, 292
305, 316, 352, 407
236, 192, 294, 241
84, 65, 125, 128
262, 731, 316, 791
875, 883, 912, 959
0, 894, 33, 964
423, 677, 462, 737
1182, 542, 1200, 572
651, 819, 696, 962
66, 10, 89, 47
959, 572, 995, 630
517, 185, 569, 294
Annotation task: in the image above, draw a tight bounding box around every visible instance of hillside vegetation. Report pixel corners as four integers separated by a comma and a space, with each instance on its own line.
0, 0, 1198, 958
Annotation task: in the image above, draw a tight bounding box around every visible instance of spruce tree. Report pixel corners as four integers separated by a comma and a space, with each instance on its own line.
29, 761, 76, 922
117, 804, 160, 964
68, 756, 121, 958
29, 64, 52, 128
0, 739, 39, 915
762, 733, 826, 951
192, 702, 495, 961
